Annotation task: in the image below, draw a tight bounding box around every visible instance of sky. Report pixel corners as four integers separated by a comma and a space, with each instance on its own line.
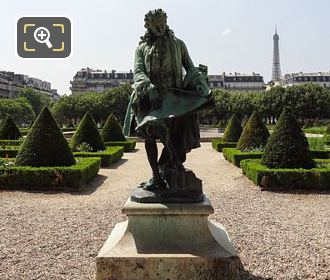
1, 0, 329, 95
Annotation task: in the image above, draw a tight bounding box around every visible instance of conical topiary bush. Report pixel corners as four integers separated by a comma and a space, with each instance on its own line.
70, 112, 105, 152
15, 107, 75, 167
325, 122, 330, 134
101, 114, 126, 142
262, 107, 314, 169
222, 114, 242, 142
323, 122, 330, 144
236, 111, 270, 151
0, 115, 22, 140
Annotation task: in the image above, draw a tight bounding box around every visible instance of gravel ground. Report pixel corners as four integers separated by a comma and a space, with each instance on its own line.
0, 143, 329, 280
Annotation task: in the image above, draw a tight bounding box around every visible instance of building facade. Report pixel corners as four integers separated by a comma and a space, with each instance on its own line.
208, 72, 265, 91
282, 72, 330, 88
70, 68, 134, 95
0, 71, 59, 100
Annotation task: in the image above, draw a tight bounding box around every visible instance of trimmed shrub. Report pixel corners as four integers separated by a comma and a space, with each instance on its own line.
0, 146, 19, 158
222, 148, 262, 167
303, 127, 326, 135
101, 114, 126, 142
326, 122, 330, 134
309, 150, 330, 159
222, 114, 242, 142
0, 115, 22, 140
241, 158, 330, 190
211, 138, 237, 152
236, 111, 269, 151
70, 112, 105, 152
0, 140, 23, 146
323, 123, 330, 144
262, 107, 314, 169
104, 139, 136, 152
0, 157, 100, 191
308, 137, 325, 150
15, 107, 75, 167
73, 146, 124, 167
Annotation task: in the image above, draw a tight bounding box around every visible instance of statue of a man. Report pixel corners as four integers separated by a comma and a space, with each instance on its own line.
124, 9, 212, 193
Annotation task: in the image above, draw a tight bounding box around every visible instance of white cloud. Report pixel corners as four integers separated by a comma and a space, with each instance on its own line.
222, 29, 232, 37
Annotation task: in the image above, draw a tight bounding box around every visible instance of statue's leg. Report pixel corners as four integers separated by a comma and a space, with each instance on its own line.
144, 135, 164, 190
164, 120, 184, 170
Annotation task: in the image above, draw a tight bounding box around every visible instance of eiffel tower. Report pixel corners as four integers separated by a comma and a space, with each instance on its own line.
272, 26, 282, 81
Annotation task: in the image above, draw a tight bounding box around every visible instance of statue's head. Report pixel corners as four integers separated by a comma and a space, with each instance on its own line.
144, 9, 167, 37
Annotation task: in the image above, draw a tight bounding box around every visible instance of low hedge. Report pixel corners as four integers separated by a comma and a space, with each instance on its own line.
241, 158, 330, 190
0, 140, 23, 146
309, 149, 330, 159
303, 127, 326, 134
104, 139, 136, 152
323, 134, 330, 145
0, 157, 101, 191
211, 138, 237, 152
222, 148, 262, 166
222, 148, 330, 167
0, 146, 20, 158
73, 146, 124, 167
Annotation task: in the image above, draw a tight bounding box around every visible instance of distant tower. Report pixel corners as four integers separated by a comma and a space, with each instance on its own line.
272, 26, 282, 81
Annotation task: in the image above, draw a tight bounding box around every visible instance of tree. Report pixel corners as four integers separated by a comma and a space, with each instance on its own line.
0, 97, 35, 125
236, 111, 270, 151
0, 115, 22, 140
261, 107, 314, 169
70, 111, 105, 151
222, 114, 242, 142
100, 84, 132, 124
15, 107, 75, 167
19, 88, 51, 116
101, 114, 126, 141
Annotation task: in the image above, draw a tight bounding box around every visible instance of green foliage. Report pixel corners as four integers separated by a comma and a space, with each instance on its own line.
70, 111, 105, 152
73, 146, 124, 167
76, 142, 93, 152
326, 122, 330, 134
241, 158, 330, 190
191, 84, 330, 126
309, 150, 330, 159
19, 88, 51, 116
222, 148, 262, 166
15, 107, 75, 167
222, 114, 242, 142
308, 137, 325, 151
0, 157, 100, 191
0, 140, 23, 146
0, 115, 22, 140
52, 84, 132, 126
100, 84, 132, 124
0, 97, 35, 125
0, 146, 20, 158
304, 127, 326, 134
237, 111, 270, 151
101, 114, 126, 141
262, 107, 314, 169
211, 138, 237, 152
104, 139, 136, 152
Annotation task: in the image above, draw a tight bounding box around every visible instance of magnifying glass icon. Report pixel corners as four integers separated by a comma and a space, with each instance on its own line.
34, 27, 53, 48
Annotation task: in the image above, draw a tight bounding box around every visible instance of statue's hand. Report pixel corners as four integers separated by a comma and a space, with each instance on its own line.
148, 84, 161, 110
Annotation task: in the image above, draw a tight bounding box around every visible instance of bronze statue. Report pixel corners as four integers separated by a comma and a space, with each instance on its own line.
123, 9, 213, 202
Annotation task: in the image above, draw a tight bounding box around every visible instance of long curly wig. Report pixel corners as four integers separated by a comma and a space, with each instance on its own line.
140, 9, 175, 45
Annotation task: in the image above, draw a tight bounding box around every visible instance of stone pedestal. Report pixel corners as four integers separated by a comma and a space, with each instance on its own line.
96, 196, 240, 280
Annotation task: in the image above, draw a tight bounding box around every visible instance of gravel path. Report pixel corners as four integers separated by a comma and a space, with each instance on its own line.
0, 143, 329, 280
